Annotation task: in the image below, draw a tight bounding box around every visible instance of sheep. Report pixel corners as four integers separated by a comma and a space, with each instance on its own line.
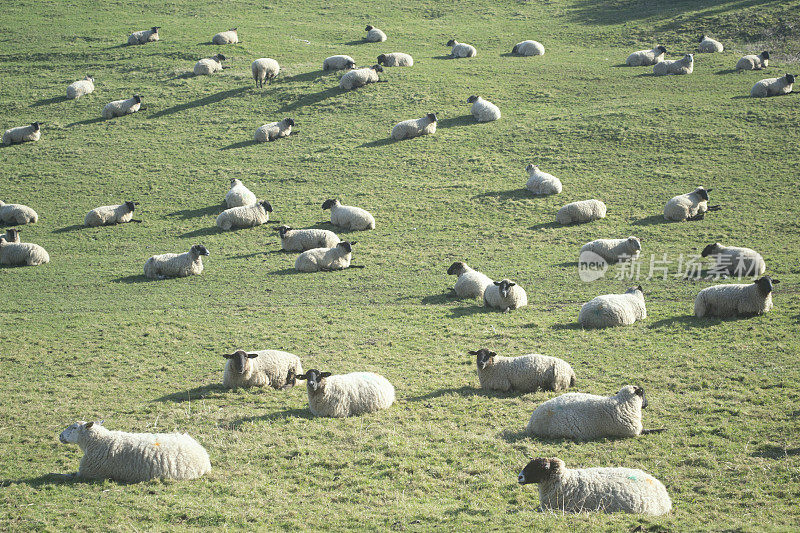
579, 286, 646, 328
526, 385, 648, 440
483, 279, 528, 312
194, 54, 226, 76
0, 234, 50, 266
323, 55, 355, 71
663, 186, 720, 221
652, 54, 693, 76
698, 35, 724, 53
750, 73, 795, 98
102, 95, 141, 119
128, 26, 160, 45
701, 242, 766, 277
364, 25, 387, 42
66, 76, 95, 99
580, 236, 641, 264
1, 228, 20, 243
556, 199, 606, 225
322, 199, 375, 230
390, 113, 437, 140
212, 28, 238, 44
518, 457, 672, 515
467, 95, 500, 122
469, 348, 576, 393
447, 261, 493, 299
225, 178, 257, 208
737, 51, 769, 71
84, 201, 137, 227
143, 244, 209, 279
0, 201, 38, 225
216, 200, 272, 230
276, 225, 340, 252
222, 349, 304, 389
377, 53, 413, 67
694, 276, 777, 318
512, 40, 545, 56
296, 369, 395, 417
525, 164, 562, 195
254, 118, 294, 142
251, 58, 280, 87
625, 45, 667, 66
339, 65, 383, 90
447, 39, 477, 58
2, 122, 41, 145
294, 241, 355, 272
58, 421, 210, 483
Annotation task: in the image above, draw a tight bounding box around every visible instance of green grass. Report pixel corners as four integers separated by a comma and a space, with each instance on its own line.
1, 0, 799, 530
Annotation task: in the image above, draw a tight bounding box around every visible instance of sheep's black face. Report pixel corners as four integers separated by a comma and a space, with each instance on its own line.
322, 199, 336, 210
495, 280, 515, 298
761, 51, 770, 59
518, 458, 552, 484
446, 39, 456, 47
133, 95, 142, 103
217, 54, 226, 61
6, 229, 19, 242
700, 243, 718, 257
512, 45, 518, 54
634, 386, 647, 408
298, 369, 331, 392
338, 241, 353, 254
346, 61, 355, 69
469, 349, 495, 370
277, 225, 291, 237
125, 201, 136, 212
427, 113, 438, 122
285, 118, 295, 127
756, 276, 775, 295
467, 95, 478, 103
32, 122, 41, 131
225, 350, 258, 375
786, 74, 796, 84
373, 65, 384, 73
261, 201, 273, 212
365, 25, 373, 31
658, 46, 667, 54
697, 188, 710, 201
377, 54, 386, 64
447, 261, 464, 275
192, 245, 210, 256
698, 36, 705, 43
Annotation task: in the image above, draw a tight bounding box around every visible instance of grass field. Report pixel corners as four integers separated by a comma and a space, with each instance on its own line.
1, 0, 799, 530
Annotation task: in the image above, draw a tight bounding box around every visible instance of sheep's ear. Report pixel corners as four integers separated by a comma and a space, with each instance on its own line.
223, 353, 234, 359
84, 421, 94, 429
467, 350, 479, 355
493, 281, 501, 286
508, 282, 516, 287
705, 188, 713, 193
247, 353, 259, 358
296, 373, 307, 380
634, 387, 644, 396
97, 419, 104, 426
637, 285, 643, 292
772, 279, 780, 284
488, 351, 496, 357
349, 241, 357, 245
320, 372, 332, 378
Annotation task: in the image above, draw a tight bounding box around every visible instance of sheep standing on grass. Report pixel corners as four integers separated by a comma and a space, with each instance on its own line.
322, 199, 375, 230
580, 236, 641, 264
625, 45, 667, 66
294, 241, 355, 272
518, 457, 672, 515
750, 74, 795, 97
2, 123, 41, 145
59, 421, 210, 483
525, 164, 562, 195
225, 178, 257, 208
483, 279, 527, 312
579, 286, 646, 328
447, 39, 477, 58
470, 348, 576, 393
143, 244, 209, 279
222, 349, 304, 389
467, 95, 500, 122
339, 65, 383, 90
251, 58, 280, 87
556, 199, 606, 225
377, 53, 413, 67
212, 28, 238, 44
526, 385, 648, 440
194, 54, 226, 76
512, 40, 545, 56
277, 225, 340, 252
0, 231, 49, 266
67, 76, 95, 99
216, 200, 272, 230
390, 113, 437, 140
84, 201, 138, 227
698, 35, 724, 53
254, 118, 294, 142
296, 369, 395, 417
663, 186, 719, 221
364, 25, 387, 42
323, 55, 355, 71
694, 276, 777, 318
701, 242, 766, 277
737, 51, 769, 71
102, 95, 141, 119
653, 54, 693, 76
0, 201, 38, 225
128, 27, 160, 45
447, 261, 492, 299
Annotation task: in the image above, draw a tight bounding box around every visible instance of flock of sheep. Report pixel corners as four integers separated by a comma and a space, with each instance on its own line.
1, 21, 792, 518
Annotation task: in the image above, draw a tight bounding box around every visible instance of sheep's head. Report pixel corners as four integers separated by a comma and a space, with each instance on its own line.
468, 348, 496, 370
371, 64, 384, 72
755, 276, 778, 295
296, 369, 331, 392
86, 75, 94, 82
625, 285, 644, 297
191, 244, 210, 256
276, 225, 292, 237
133, 95, 142, 104
338, 241, 354, 254
260, 200, 273, 212
446, 39, 456, 47
365, 25, 374, 31
321, 199, 338, 210
525, 163, 538, 172
124, 201, 137, 212
426, 113, 438, 122
494, 279, 516, 298
284, 118, 295, 127
346, 60, 356, 69
223, 350, 258, 375
760, 51, 770, 59
619, 385, 647, 408
701, 243, 721, 257
512, 44, 519, 54
785, 73, 795, 84
59, 420, 103, 444
31, 122, 41, 131
657, 45, 667, 54
696, 187, 711, 201
518, 457, 563, 484
377, 54, 386, 64
699, 35, 707, 43
685, 54, 694, 62
627, 236, 641, 252
447, 261, 467, 276
467, 95, 479, 104
152, 27, 160, 33
230, 27, 238, 32
230, 178, 241, 186
215, 54, 227, 61
5, 228, 20, 243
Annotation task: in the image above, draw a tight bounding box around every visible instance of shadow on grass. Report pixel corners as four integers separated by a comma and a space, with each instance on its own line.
611, 63, 629, 67
231, 408, 313, 428
343, 40, 366, 46
52, 224, 85, 233
178, 226, 224, 239
166, 204, 221, 219
498, 428, 530, 443
648, 315, 717, 329
751, 445, 800, 459
419, 290, 457, 305
149, 87, 249, 118
555, 261, 578, 268
220, 139, 258, 150
405, 385, 510, 403
31, 95, 69, 107
431, 55, 454, 60
632, 214, 670, 226
448, 305, 487, 318
731, 95, 751, 100
358, 137, 397, 148
278, 86, 342, 112
0, 473, 81, 488
169, 72, 195, 80
551, 322, 582, 330
716, 69, 738, 75
529, 222, 560, 231
473, 188, 530, 201
154, 384, 227, 403
438, 115, 474, 129
66, 117, 106, 128
111, 274, 152, 283
269, 267, 299, 276
229, 251, 267, 260
286, 70, 325, 82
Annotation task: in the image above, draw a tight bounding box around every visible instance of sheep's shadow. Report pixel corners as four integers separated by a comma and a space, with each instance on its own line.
730, 95, 750, 100
52, 224, 85, 233
178, 226, 224, 239
551, 322, 582, 330
31, 95, 69, 107
66, 117, 106, 128
405, 386, 503, 403
529, 222, 560, 231
632, 214, 669, 226
343, 40, 367, 46
499, 52, 517, 58
555, 261, 578, 268
169, 72, 195, 80
220, 140, 258, 150
498, 429, 530, 443
448, 305, 487, 318
715, 69, 738, 75
752, 445, 800, 459
278, 86, 342, 112
419, 290, 457, 305
229, 251, 267, 260
438, 115, 474, 129
648, 315, 718, 329
0, 473, 81, 489
611, 63, 629, 67
286, 70, 325, 83
432, 55, 454, 60
269, 267, 299, 276
153, 384, 227, 403
472, 189, 531, 201
166, 204, 220, 219
149, 87, 249, 118
111, 274, 152, 283
359, 137, 397, 148
231, 408, 313, 428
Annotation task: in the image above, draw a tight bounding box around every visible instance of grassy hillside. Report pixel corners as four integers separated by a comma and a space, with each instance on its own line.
1, 0, 799, 530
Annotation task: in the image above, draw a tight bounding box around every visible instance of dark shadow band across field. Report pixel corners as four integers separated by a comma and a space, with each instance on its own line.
154, 384, 227, 403
278, 86, 343, 112
0, 473, 79, 488
437, 115, 474, 128
220, 140, 258, 150
52, 224, 86, 233
149, 87, 249, 118
167, 204, 221, 219
111, 274, 152, 283
473, 189, 531, 201
359, 137, 398, 148
178, 226, 224, 238
231, 408, 314, 428
31, 96, 69, 107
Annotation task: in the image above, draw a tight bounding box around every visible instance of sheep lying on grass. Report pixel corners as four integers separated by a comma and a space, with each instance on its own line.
0, 231, 49, 266
212, 28, 238, 44
2, 122, 41, 145
701, 242, 766, 277
294, 241, 355, 272
67, 76, 95, 99
296, 369, 395, 417
0, 201, 38, 225
525, 164, 562, 195
128, 27, 160, 45
556, 199, 606, 225
322, 199, 375, 230
223, 349, 303, 389
102, 95, 141, 119
447, 39, 476, 58
750, 74, 795, 97
694, 276, 777, 318
737, 51, 769, 71
512, 40, 545, 56
664, 187, 719, 221
626, 45, 666, 66
483, 279, 527, 312
467, 95, 500, 122
377, 53, 413, 67
698, 35, 723, 53
579, 286, 646, 328
254, 118, 294, 142
84, 201, 138, 227
143, 244, 209, 279
323, 55, 355, 71
194, 54, 226, 76
580, 236, 641, 264
225, 179, 257, 208
277, 225, 340, 252
447, 261, 492, 299
364, 25, 387, 42
216, 200, 272, 230
390, 113, 437, 140
339, 65, 383, 90
470, 348, 576, 392
653, 54, 693, 76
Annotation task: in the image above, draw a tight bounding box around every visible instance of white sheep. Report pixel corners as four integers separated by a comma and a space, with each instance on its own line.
390, 113, 437, 140
2, 122, 41, 145
277, 225, 340, 252
694, 276, 777, 318
0, 234, 49, 266
736, 51, 769, 71
67, 76, 95, 99
322, 199, 375, 231
467, 95, 500, 122
447, 39, 477, 58
701, 242, 766, 277
364, 25, 387, 42
251, 58, 280, 87
556, 199, 606, 225
663, 186, 719, 221
194, 54, 226, 76
447, 261, 493, 299
698, 35, 724, 53
294, 241, 354, 272
216, 200, 272, 230
625, 45, 667, 66
750, 73, 795, 97
222, 349, 304, 389
323, 55, 355, 71
84, 201, 137, 227
525, 164, 562, 195
254, 118, 294, 142
339, 65, 383, 90
225, 178, 257, 208
212, 28, 238, 44
580, 236, 641, 264
526, 385, 648, 440
652, 54, 693, 76
579, 286, 646, 328
102, 95, 141, 119
128, 26, 160, 45
518, 457, 672, 515
296, 369, 395, 417
512, 40, 545, 56
143, 244, 209, 279
483, 279, 528, 312
0, 201, 39, 225
377, 53, 413, 67
59, 421, 210, 483
469, 348, 576, 393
